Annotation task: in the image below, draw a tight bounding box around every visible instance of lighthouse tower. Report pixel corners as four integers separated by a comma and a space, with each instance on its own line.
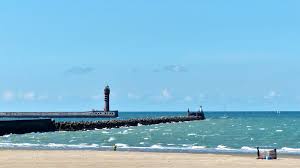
104, 86, 110, 112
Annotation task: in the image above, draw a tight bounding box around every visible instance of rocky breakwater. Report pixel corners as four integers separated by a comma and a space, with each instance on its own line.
55, 116, 204, 131
0, 119, 56, 136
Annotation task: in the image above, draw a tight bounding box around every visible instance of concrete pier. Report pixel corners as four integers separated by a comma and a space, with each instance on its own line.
0, 116, 204, 136
0, 119, 56, 136
0, 111, 118, 118
55, 116, 204, 131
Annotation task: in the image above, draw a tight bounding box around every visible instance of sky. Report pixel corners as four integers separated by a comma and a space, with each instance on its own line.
0, 0, 300, 111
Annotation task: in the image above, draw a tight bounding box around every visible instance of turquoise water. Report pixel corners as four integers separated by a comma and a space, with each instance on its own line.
1, 112, 300, 154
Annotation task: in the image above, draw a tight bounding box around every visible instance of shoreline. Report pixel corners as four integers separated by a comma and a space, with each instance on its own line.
1, 148, 300, 158
0, 150, 299, 168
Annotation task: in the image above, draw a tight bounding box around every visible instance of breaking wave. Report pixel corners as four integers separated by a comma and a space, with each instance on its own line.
0, 142, 299, 154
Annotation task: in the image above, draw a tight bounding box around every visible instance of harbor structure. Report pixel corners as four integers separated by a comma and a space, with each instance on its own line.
0, 115, 205, 136
188, 106, 205, 119
104, 85, 110, 112
0, 86, 118, 118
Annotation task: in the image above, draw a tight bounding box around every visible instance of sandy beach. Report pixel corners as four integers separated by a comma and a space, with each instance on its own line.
0, 150, 298, 168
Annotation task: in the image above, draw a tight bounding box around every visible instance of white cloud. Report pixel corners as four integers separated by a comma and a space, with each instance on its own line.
37, 95, 49, 101
128, 93, 140, 100
154, 65, 188, 72
91, 95, 102, 100
198, 93, 207, 103
165, 65, 187, 72
2, 91, 14, 101
23, 91, 36, 101
264, 90, 280, 100
65, 66, 95, 75
162, 88, 172, 99
199, 93, 206, 99
184, 96, 193, 102
57, 95, 64, 101
2, 90, 50, 102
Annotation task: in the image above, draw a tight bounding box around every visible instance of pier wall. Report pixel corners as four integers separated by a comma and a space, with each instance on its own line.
0, 111, 118, 118
0, 119, 56, 136
55, 116, 203, 131
0, 116, 204, 136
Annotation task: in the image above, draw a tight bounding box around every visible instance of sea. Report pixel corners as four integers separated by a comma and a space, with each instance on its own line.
1, 111, 300, 155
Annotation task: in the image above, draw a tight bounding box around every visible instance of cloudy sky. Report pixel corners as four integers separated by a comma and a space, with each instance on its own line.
0, 0, 300, 111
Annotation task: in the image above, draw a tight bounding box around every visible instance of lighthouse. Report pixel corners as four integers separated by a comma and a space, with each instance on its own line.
104, 85, 110, 112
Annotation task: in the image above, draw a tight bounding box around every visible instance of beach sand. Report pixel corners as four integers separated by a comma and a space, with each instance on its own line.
0, 150, 299, 168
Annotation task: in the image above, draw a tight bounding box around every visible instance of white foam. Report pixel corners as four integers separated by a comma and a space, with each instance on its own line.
241, 146, 256, 151
58, 131, 67, 133
220, 116, 228, 119
276, 130, 283, 132
188, 133, 197, 136
259, 128, 265, 131
115, 143, 129, 148
191, 146, 206, 149
101, 131, 110, 134
47, 143, 66, 147
162, 133, 172, 136
123, 130, 129, 134
150, 145, 162, 148
137, 123, 143, 126
3, 134, 11, 138
108, 137, 116, 142
0, 143, 40, 148
149, 129, 159, 132
280, 147, 300, 152
63, 143, 99, 148
0, 142, 101, 149
3, 142, 300, 155
85, 144, 99, 148
216, 145, 232, 150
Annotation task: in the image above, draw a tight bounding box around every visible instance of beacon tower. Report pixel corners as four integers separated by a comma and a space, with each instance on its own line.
104, 85, 110, 112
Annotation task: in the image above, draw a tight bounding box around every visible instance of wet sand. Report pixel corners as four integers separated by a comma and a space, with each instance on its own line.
0, 150, 299, 168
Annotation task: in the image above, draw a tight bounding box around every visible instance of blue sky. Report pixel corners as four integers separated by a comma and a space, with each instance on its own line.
0, 0, 300, 111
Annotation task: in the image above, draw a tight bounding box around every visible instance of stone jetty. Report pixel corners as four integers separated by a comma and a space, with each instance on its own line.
0, 119, 56, 136
0, 116, 204, 136
55, 116, 203, 131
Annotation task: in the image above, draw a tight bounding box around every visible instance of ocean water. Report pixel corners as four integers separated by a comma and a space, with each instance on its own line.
1, 111, 300, 155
